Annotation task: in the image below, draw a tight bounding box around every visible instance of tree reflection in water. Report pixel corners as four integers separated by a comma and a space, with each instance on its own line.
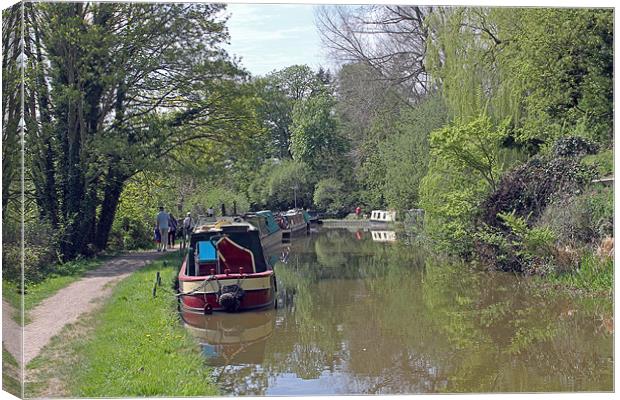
183, 228, 612, 395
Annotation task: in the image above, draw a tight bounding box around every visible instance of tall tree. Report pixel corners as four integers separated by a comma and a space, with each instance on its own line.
316, 5, 433, 101
255, 65, 326, 159
23, 3, 248, 258
290, 92, 348, 177
2, 4, 22, 221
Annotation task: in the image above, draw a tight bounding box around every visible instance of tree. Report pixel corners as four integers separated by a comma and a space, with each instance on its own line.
426, 7, 613, 147
2, 4, 22, 221
379, 95, 448, 210
255, 65, 326, 159
313, 178, 348, 213
316, 5, 434, 101
290, 92, 347, 176
429, 114, 508, 191
248, 159, 314, 210
335, 62, 404, 167
23, 3, 247, 259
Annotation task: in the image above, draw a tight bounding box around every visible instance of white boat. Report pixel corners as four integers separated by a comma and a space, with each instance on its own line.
370, 210, 396, 223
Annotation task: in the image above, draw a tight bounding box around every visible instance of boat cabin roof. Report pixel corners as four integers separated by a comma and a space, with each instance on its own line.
189, 222, 268, 273
193, 221, 257, 234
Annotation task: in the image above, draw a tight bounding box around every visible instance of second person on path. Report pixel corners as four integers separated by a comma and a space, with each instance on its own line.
156, 206, 170, 252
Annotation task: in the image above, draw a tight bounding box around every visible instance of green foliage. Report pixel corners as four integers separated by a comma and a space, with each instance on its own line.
429, 114, 508, 191
479, 148, 597, 231
539, 186, 613, 245
419, 113, 508, 253
378, 95, 448, 210
498, 211, 556, 261
110, 173, 179, 251
186, 186, 249, 216
581, 149, 613, 177
547, 251, 613, 294
419, 156, 488, 254
248, 159, 315, 210
290, 92, 347, 175
255, 65, 327, 159
552, 136, 598, 158
427, 8, 613, 147
313, 178, 349, 213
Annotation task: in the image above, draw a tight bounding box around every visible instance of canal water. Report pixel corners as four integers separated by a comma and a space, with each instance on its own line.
180, 227, 613, 395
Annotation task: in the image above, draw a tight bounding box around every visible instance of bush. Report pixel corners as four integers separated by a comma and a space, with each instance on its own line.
552, 136, 598, 158
479, 154, 596, 230
476, 212, 556, 273
3, 219, 59, 284
538, 186, 613, 245
313, 178, 348, 213
248, 159, 315, 210
581, 149, 613, 177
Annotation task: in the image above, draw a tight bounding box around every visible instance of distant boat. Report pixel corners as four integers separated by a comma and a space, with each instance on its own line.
370, 210, 396, 224
178, 221, 277, 314
242, 210, 282, 249
278, 209, 310, 240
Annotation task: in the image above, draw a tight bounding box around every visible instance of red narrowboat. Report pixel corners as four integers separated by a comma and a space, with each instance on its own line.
178, 221, 277, 314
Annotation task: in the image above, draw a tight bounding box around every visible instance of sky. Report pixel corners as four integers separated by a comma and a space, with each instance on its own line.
225, 3, 329, 77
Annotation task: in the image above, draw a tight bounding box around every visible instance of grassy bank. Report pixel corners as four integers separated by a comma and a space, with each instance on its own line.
543, 252, 613, 295
26, 251, 217, 397
2, 344, 21, 397
3, 256, 109, 324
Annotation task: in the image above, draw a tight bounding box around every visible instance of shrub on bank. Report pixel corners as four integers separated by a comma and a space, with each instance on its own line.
473, 137, 613, 290
538, 186, 613, 245
479, 152, 596, 231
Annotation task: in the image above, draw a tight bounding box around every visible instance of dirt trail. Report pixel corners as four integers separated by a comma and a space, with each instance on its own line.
2, 299, 22, 365
3, 250, 168, 366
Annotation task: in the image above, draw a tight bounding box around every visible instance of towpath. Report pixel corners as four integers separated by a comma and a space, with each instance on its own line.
2, 250, 169, 366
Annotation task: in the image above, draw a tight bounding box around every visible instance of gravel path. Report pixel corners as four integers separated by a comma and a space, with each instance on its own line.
2, 299, 22, 364
3, 250, 168, 366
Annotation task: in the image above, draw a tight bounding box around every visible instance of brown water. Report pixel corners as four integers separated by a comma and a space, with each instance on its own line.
181, 228, 613, 395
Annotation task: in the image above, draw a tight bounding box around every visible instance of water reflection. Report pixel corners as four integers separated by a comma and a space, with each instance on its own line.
183, 228, 612, 395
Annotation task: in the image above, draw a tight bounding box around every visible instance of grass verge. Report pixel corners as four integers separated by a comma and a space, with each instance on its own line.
3, 256, 112, 324
26, 251, 217, 397
3, 343, 21, 397
544, 252, 613, 295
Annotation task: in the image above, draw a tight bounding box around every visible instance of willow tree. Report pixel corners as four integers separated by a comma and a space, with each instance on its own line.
426, 7, 613, 147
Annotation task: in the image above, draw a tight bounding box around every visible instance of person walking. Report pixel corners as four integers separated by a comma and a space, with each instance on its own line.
182, 212, 193, 248
168, 213, 178, 248
207, 206, 214, 218
156, 206, 170, 251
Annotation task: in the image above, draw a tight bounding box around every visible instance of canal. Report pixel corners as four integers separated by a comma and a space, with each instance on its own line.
180, 227, 613, 395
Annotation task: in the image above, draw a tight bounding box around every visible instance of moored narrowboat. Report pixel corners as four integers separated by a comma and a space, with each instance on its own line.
177, 221, 277, 314
278, 209, 309, 240
242, 210, 282, 249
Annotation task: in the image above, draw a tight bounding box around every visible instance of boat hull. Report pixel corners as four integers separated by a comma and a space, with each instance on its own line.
261, 230, 283, 249
178, 259, 276, 313
281, 222, 309, 241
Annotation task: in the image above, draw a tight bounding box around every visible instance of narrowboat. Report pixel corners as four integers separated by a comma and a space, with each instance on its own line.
278, 209, 309, 240
242, 210, 282, 249
177, 221, 277, 314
